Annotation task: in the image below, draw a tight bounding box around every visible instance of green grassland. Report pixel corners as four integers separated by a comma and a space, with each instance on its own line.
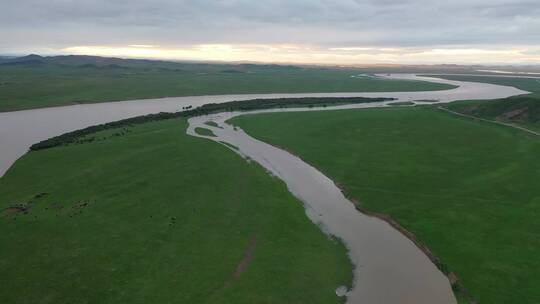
231, 107, 540, 303
429, 75, 540, 132
0, 55, 455, 112
0, 118, 351, 304
446, 97, 540, 133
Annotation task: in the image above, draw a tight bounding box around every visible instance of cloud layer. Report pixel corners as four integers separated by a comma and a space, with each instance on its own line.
2, 0, 540, 64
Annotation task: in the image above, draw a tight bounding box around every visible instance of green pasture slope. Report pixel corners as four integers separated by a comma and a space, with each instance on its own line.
430, 74, 540, 132
232, 107, 540, 303
0, 118, 351, 304
0, 55, 455, 111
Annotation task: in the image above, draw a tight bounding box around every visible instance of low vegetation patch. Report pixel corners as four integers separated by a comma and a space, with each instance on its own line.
388, 101, 415, 106
194, 127, 217, 137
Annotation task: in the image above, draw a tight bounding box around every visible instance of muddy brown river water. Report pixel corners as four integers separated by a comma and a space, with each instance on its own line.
0, 75, 529, 303
0, 74, 526, 177
185, 75, 527, 304
189, 108, 455, 303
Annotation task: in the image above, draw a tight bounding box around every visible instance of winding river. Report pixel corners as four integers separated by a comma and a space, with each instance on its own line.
0, 74, 526, 177
185, 75, 527, 304
0, 75, 528, 303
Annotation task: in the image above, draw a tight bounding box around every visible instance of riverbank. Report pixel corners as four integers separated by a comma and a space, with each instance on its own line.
231, 106, 540, 303
426, 74, 540, 133
189, 111, 457, 304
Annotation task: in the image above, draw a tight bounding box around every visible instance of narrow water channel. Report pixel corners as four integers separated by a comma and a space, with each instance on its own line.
184, 76, 528, 303
186, 103, 458, 304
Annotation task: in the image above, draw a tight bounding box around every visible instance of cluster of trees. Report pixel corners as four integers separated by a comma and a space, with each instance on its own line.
30, 112, 181, 150
187, 96, 394, 115
30, 96, 394, 151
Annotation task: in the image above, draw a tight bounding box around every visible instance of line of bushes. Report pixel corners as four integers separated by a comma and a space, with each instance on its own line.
30, 96, 394, 151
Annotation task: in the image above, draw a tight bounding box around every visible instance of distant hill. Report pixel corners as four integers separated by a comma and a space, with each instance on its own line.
0, 54, 47, 66
0, 55, 17, 63
3, 54, 540, 75
0, 54, 183, 69
0, 54, 309, 73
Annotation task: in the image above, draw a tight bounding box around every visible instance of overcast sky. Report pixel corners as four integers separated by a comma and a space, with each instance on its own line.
2, 0, 540, 64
